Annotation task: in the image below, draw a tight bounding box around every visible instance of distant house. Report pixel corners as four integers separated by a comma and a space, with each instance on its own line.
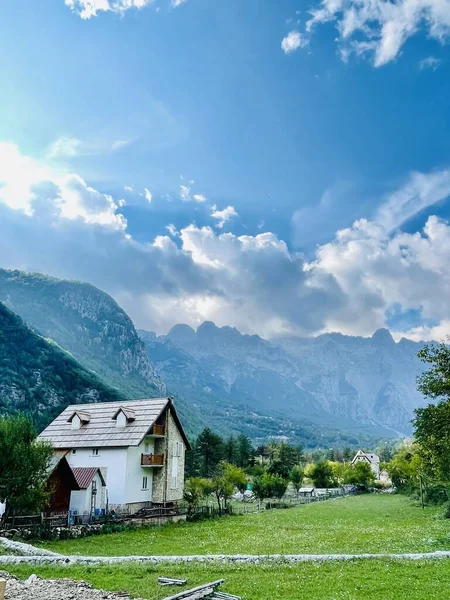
39, 398, 191, 513
351, 450, 380, 479
298, 488, 315, 497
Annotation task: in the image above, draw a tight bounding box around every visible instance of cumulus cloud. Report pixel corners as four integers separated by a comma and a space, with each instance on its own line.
210, 205, 238, 229
4, 141, 450, 340
302, 0, 450, 66
0, 141, 125, 229
192, 193, 207, 203
64, 0, 154, 19
281, 30, 308, 54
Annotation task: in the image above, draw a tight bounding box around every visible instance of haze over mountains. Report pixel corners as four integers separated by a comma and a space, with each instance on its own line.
142, 321, 427, 439
0, 268, 429, 446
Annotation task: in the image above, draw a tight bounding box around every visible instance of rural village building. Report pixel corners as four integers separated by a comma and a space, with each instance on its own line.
351, 450, 381, 479
39, 397, 190, 515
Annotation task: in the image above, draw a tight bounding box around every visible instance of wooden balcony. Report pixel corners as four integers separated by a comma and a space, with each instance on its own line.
141, 453, 164, 467
150, 424, 165, 437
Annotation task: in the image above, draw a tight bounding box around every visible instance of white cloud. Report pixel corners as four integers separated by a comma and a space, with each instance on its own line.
124, 185, 134, 192
375, 169, 450, 232
64, 0, 154, 19
5, 140, 450, 341
419, 56, 442, 70
111, 139, 133, 151
166, 223, 179, 237
210, 205, 238, 229
0, 141, 125, 230
47, 137, 82, 159
180, 184, 191, 201
172, 0, 187, 6
304, 0, 450, 66
192, 193, 207, 203
281, 30, 308, 54
144, 188, 152, 203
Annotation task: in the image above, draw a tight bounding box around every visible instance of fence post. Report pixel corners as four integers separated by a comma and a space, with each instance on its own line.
0, 578, 6, 600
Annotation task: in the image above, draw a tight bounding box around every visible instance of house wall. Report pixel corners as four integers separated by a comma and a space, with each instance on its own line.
47, 464, 73, 513
152, 410, 185, 504
67, 447, 128, 506
124, 439, 155, 505
70, 472, 107, 515
353, 455, 380, 478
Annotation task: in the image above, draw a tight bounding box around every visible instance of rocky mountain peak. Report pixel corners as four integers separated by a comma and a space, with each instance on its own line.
371, 328, 395, 345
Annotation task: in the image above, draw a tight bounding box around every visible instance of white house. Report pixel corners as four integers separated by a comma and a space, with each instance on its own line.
39, 397, 191, 513
351, 450, 381, 479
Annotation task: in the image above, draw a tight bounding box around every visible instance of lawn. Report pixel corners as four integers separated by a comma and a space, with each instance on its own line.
4, 559, 450, 600
38, 494, 450, 556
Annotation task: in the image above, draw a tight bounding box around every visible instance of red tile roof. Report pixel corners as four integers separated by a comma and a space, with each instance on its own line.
71, 467, 104, 489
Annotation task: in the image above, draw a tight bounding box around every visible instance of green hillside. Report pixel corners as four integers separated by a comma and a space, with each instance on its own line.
0, 302, 122, 429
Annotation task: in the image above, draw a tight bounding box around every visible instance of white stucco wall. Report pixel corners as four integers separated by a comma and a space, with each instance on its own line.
69, 472, 106, 515
67, 447, 128, 505
124, 439, 155, 505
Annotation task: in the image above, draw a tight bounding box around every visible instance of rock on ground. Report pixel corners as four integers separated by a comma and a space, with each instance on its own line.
0, 573, 143, 600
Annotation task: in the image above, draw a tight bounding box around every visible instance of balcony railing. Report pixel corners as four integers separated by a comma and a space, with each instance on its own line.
141, 453, 164, 467
150, 424, 165, 437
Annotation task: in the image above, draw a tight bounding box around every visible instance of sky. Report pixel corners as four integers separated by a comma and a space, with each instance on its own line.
2, 0, 450, 341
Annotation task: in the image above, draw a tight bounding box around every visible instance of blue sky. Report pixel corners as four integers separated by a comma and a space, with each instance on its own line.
2, 0, 450, 340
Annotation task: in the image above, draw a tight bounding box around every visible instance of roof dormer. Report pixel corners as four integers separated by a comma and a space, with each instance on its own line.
112, 406, 136, 427
67, 410, 91, 430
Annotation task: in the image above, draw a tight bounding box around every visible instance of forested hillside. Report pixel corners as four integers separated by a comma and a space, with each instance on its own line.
0, 302, 122, 429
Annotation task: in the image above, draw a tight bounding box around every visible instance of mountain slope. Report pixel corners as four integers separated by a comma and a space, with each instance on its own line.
144, 321, 427, 438
0, 269, 165, 399
0, 302, 122, 429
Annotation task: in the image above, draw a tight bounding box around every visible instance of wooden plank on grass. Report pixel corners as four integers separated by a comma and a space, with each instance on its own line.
161, 579, 224, 600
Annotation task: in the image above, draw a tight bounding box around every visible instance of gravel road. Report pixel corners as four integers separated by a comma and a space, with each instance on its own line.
1, 573, 140, 600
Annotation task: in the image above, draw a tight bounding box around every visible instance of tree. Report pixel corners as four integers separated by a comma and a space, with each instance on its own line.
384, 443, 421, 492
195, 428, 224, 478
224, 435, 238, 464
414, 343, 450, 487
271, 474, 288, 500
236, 434, 254, 468
290, 465, 304, 497
269, 442, 300, 479
183, 477, 211, 516
309, 461, 336, 488
0, 415, 54, 524
344, 462, 375, 486
252, 475, 268, 510
211, 462, 247, 514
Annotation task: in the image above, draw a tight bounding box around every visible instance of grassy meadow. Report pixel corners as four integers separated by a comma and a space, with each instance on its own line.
5, 559, 450, 600
3, 495, 450, 599
38, 494, 450, 556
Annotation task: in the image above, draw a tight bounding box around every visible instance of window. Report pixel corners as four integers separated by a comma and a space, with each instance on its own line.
173, 441, 183, 457
144, 442, 149, 453
72, 449, 77, 455
142, 476, 148, 490
171, 455, 179, 489
92, 448, 99, 456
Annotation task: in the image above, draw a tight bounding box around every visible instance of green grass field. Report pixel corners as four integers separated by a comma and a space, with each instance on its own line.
38, 494, 450, 556
4, 559, 450, 600
3, 495, 450, 599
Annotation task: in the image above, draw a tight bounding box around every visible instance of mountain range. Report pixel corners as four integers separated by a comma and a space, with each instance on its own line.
141, 321, 427, 440
0, 267, 429, 446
